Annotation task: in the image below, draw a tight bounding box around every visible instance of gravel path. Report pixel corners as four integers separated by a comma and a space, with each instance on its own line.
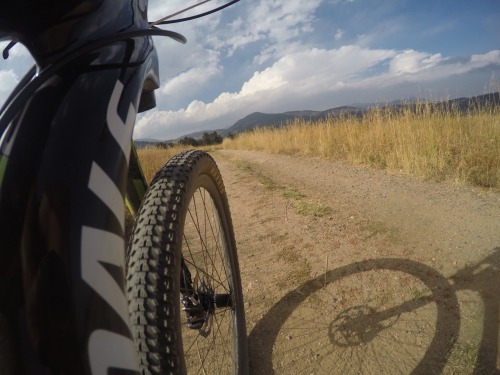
214, 149, 500, 375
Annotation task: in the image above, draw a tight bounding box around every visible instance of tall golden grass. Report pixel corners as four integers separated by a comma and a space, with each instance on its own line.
223, 100, 500, 189
136, 144, 190, 183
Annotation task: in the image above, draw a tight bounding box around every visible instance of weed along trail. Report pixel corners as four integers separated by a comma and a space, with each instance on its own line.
213, 149, 500, 375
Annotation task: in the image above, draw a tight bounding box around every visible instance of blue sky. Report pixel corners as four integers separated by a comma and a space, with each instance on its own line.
1, 0, 499, 140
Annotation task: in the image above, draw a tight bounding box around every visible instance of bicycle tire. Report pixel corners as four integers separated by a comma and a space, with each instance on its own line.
126, 150, 248, 375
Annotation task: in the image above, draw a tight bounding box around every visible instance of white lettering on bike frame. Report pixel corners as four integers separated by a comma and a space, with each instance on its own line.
107, 80, 135, 164
89, 330, 139, 374
88, 162, 125, 232
82, 81, 139, 374
81, 226, 128, 325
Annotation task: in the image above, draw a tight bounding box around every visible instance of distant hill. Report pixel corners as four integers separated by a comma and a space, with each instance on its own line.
436, 92, 499, 111
227, 106, 365, 135
228, 112, 302, 133
226, 92, 499, 135
139, 92, 499, 144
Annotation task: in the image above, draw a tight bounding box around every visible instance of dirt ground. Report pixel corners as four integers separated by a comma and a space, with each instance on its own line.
213, 149, 500, 375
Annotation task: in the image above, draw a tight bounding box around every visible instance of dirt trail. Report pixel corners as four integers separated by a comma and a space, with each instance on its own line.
213, 149, 500, 375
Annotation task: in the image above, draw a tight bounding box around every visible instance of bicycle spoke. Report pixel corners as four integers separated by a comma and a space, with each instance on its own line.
179, 175, 242, 373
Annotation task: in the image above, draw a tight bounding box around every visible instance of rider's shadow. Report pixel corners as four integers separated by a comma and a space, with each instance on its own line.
248, 247, 500, 375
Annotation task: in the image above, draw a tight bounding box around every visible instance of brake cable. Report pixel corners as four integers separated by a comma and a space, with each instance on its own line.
150, 0, 213, 26
150, 0, 241, 26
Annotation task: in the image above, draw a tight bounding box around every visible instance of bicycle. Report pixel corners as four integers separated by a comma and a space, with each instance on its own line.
0, 1, 248, 374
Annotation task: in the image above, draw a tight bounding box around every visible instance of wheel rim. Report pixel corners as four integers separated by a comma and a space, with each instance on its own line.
180, 186, 238, 374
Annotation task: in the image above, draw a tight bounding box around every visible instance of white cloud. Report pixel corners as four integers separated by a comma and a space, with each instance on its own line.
149, 0, 326, 109
134, 45, 396, 139
160, 60, 221, 96
134, 46, 500, 140
210, 0, 323, 62
0, 69, 18, 105
470, 50, 500, 66
335, 29, 344, 41
249, 46, 396, 92
389, 50, 443, 75
156, 48, 221, 108
385, 50, 500, 82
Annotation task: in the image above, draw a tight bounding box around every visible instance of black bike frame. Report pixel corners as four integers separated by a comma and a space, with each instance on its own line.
0, 1, 170, 373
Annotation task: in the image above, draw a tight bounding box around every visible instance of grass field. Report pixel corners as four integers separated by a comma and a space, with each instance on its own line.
222, 100, 500, 189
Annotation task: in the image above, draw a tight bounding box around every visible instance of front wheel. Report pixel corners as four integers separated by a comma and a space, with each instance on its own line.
126, 150, 248, 374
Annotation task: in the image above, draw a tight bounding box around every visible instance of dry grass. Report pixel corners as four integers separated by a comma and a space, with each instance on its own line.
283, 187, 304, 200
228, 157, 333, 218
223, 100, 500, 189
232, 158, 281, 190
296, 201, 331, 217
135, 144, 194, 183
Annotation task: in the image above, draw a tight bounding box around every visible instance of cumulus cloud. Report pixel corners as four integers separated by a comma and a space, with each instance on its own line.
385, 50, 500, 82
389, 50, 443, 75
134, 46, 500, 140
146, 0, 328, 110
156, 48, 222, 109
135, 45, 396, 139
209, 0, 323, 62
160, 59, 221, 96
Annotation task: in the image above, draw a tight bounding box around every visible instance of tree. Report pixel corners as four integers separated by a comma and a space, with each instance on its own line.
201, 131, 222, 145
155, 142, 170, 149
179, 137, 199, 146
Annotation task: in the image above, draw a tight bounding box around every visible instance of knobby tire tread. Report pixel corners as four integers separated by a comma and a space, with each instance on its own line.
126, 150, 247, 375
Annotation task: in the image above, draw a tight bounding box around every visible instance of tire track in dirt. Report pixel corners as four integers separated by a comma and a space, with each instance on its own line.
213, 150, 500, 375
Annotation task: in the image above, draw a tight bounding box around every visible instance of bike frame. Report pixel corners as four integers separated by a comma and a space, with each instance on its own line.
0, 1, 175, 373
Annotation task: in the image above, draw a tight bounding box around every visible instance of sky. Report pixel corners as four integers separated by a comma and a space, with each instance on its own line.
1, 0, 499, 141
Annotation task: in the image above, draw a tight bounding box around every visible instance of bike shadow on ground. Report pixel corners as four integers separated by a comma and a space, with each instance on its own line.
248, 248, 500, 375
450, 247, 500, 374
